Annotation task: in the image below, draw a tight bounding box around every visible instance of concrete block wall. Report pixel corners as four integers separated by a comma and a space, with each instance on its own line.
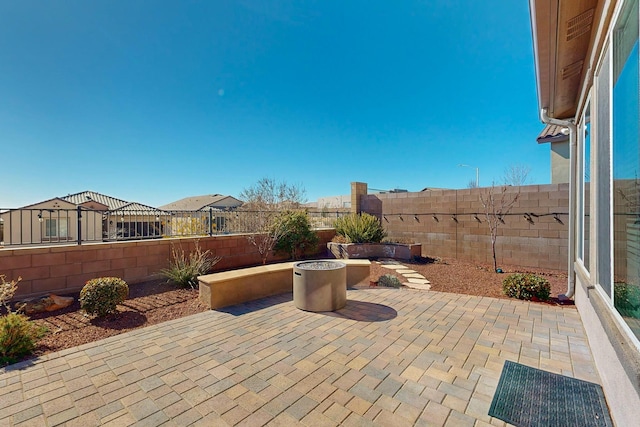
359, 184, 569, 270
0, 229, 335, 298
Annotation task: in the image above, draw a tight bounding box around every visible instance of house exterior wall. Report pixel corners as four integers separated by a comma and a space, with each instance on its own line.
0, 230, 336, 299
550, 140, 570, 183
530, 0, 640, 423
356, 183, 569, 271
210, 198, 243, 209
0, 201, 102, 245
573, 275, 640, 426
317, 195, 351, 209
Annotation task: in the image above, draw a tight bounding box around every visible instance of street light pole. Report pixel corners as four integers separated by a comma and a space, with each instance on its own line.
458, 164, 479, 187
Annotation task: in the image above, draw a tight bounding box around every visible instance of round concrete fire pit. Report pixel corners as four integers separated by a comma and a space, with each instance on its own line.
293, 260, 347, 312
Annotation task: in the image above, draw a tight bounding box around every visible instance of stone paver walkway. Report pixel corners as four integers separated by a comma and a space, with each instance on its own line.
379, 260, 432, 290
0, 288, 598, 426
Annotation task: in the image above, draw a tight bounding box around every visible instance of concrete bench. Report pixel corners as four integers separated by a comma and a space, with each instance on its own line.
198, 259, 371, 309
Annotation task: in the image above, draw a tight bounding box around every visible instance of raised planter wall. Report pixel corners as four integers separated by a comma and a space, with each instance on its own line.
327, 242, 422, 261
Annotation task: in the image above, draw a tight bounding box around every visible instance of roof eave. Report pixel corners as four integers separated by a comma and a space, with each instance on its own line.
530, 0, 601, 121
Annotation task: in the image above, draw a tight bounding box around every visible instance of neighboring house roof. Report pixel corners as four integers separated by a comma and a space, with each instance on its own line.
15, 197, 77, 210
62, 191, 129, 211
13, 191, 163, 216
537, 124, 570, 144
159, 194, 243, 211
110, 202, 167, 216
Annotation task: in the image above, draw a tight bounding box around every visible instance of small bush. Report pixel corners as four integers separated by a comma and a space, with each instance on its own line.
161, 241, 221, 288
0, 312, 47, 365
502, 273, 551, 301
378, 274, 403, 288
334, 213, 387, 244
80, 277, 129, 317
272, 210, 319, 260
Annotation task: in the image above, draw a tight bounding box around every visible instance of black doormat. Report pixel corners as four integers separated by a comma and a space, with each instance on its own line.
488, 360, 613, 427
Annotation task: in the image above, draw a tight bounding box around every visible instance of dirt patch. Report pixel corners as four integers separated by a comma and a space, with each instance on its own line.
11, 256, 571, 365
370, 255, 570, 305
26, 280, 209, 360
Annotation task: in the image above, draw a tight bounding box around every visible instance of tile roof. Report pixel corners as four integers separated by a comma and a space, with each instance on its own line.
159, 194, 242, 211
537, 124, 569, 144
109, 202, 168, 215
61, 191, 129, 210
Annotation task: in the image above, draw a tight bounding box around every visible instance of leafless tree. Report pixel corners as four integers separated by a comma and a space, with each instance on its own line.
467, 179, 479, 189
480, 184, 520, 272
502, 164, 531, 186
238, 178, 307, 264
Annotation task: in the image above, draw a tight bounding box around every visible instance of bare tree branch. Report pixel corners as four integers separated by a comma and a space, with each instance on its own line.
502, 164, 531, 186
238, 178, 307, 264
479, 185, 520, 272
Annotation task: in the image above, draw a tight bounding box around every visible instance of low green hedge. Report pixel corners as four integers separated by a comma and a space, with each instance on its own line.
80, 277, 129, 317
502, 273, 551, 301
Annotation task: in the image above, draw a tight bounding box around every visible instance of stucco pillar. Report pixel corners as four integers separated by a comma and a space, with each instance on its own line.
351, 182, 367, 214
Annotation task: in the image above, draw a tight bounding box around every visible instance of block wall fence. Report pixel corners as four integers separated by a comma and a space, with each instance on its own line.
354, 183, 570, 271
0, 230, 335, 299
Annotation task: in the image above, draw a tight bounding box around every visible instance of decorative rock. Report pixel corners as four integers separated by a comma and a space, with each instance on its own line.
15, 294, 74, 314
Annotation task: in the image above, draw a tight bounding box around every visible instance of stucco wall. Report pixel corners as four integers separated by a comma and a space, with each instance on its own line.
550, 140, 570, 184
0, 230, 335, 298
574, 273, 640, 427
359, 183, 569, 271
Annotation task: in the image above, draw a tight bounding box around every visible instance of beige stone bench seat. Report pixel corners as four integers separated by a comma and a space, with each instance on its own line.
198, 259, 371, 309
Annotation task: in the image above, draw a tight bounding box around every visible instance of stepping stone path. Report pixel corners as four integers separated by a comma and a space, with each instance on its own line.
378, 259, 431, 290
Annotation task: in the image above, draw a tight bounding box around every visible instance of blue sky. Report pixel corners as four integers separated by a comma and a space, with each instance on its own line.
1, 1, 545, 208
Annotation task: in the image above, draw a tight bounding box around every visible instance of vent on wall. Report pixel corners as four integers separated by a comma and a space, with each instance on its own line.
566, 8, 595, 41
562, 60, 584, 80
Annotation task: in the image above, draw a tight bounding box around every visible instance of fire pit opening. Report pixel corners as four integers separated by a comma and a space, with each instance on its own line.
293, 260, 346, 312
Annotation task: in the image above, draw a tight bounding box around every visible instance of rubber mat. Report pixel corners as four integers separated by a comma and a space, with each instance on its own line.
488, 360, 613, 427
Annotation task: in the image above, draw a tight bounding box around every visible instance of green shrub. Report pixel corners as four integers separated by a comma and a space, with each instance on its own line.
0, 312, 47, 365
160, 242, 221, 288
334, 213, 387, 244
502, 273, 551, 301
272, 210, 319, 260
378, 274, 403, 288
80, 277, 129, 317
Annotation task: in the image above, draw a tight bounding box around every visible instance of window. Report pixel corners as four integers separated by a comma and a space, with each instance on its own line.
612, 0, 640, 336
580, 103, 591, 270
595, 44, 613, 298
45, 217, 68, 238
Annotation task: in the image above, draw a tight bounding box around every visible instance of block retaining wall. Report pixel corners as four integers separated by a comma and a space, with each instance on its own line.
0, 230, 335, 298
360, 184, 569, 271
